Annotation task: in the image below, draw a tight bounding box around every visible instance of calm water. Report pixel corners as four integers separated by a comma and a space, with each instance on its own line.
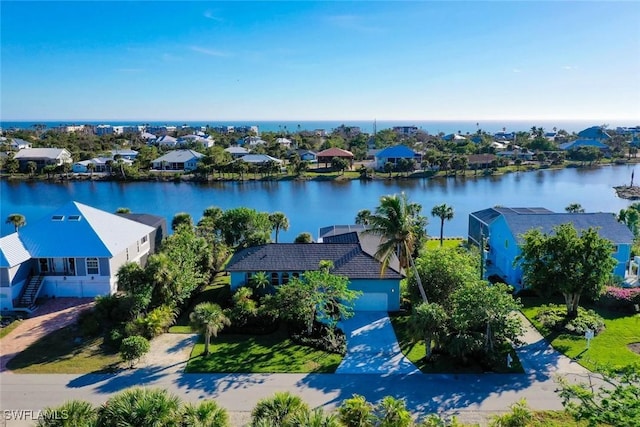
1, 165, 636, 240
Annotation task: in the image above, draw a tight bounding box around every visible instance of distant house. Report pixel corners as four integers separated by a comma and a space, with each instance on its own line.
468, 207, 634, 288
225, 146, 250, 159
296, 149, 317, 162
558, 139, 610, 152
96, 125, 114, 136
443, 133, 468, 142
178, 134, 215, 148
392, 126, 418, 137
110, 149, 139, 160
156, 135, 179, 148
276, 137, 293, 148
238, 154, 283, 165
240, 136, 267, 147
0, 202, 164, 313
496, 149, 534, 161
467, 154, 497, 169
577, 126, 611, 142
151, 149, 204, 171
316, 147, 354, 167
225, 229, 403, 311
7, 138, 32, 150
72, 157, 133, 173
374, 145, 420, 170
141, 132, 158, 143
13, 148, 72, 172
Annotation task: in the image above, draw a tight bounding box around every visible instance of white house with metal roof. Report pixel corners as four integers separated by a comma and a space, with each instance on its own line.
13, 148, 72, 172
0, 202, 162, 313
151, 149, 204, 171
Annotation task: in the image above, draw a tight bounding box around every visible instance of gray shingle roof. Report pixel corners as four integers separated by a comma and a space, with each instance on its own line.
502, 212, 633, 244
226, 243, 403, 279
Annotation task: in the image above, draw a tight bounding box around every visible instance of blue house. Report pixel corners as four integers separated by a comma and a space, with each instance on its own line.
226, 231, 403, 311
558, 139, 609, 152
577, 126, 611, 142
468, 207, 634, 289
374, 145, 420, 170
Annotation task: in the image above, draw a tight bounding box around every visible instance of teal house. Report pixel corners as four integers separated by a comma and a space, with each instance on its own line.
226, 231, 403, 311
468, 207, 634, 288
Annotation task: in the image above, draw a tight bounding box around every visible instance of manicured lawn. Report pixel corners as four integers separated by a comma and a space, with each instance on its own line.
6, 324, 120, 374
0, 319, 22, 339
185, 325, 342, 373
521, 297, 640, 372
390, 314, 523, 374
425, 238, 463, 250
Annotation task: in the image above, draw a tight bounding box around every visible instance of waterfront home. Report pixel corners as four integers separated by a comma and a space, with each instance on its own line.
110, 149, 139, 160
467, 154, 497, 169
316, 147, 354, 168
225, 146, 250, 159
296, 149, 317, 162
577, 126, 611, 142
226, 230, 403, 311
558, 139, 610, 152
13, 148, 72, 172
0, 202, 164, 313
374, 145, 420, 170
151, 149, 204, 172
72, 157, 133, 174
468, 207, 634, 288
495, 149, 534, 161
238, 154, 283, 166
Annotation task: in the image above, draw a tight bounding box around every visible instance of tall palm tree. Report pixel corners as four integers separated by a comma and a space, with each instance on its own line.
355, 209, 371, 225
365, 193, 428, 302
190, 302, 230, 356
431, 203, 454, 247
269, 212, 289, 243
6, 213, 26, 232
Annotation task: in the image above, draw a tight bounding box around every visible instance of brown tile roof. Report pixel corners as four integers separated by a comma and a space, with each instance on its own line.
316, 147, 354, 158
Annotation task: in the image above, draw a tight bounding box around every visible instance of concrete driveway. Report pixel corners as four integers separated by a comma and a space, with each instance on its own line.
336, 311, 419, 375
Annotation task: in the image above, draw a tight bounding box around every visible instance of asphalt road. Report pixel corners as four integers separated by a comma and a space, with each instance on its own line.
0, 370, 599, 426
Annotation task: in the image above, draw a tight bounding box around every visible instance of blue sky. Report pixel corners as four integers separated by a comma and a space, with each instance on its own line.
1, 1, 639, 121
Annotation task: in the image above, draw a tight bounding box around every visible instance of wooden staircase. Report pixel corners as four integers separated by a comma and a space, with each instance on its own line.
16, 275, 44, 311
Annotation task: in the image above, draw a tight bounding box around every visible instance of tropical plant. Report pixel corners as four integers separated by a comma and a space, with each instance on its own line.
365, 193, 429, 302
181, 400, 229, 427
565, 203, 585, 213
294, 232, 313, 243
355, 209, 371, 225
376, 396, 413, 427
97, 388, 182, 427
119, 335, 150, 368
518, 223, 617, 317
291, 408, 341, 427
5, 213, 26, 232
489, 398, 532, 427
172, 212, 194, 232
115, 207, 131, 214
269, 211, 289, 243
251, 391, 309, 427
430, 203, 454, 247
36, 400, 97, 427
190, 302, 230, 356
338, 394, 376, 427
410, 302, 448, 360
26, 160, 37, 176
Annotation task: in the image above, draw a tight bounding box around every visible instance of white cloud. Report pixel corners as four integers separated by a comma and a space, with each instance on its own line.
203, 10, 222, 22
512, 68, 522, 73
562, 65, 578, 70
190, 46, 229, 57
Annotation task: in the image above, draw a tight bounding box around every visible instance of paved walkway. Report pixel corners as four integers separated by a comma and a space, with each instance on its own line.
139, 333, 198, 374
514, 312, 590, 376
336, 311, 420, 375
0, 298, 94, 372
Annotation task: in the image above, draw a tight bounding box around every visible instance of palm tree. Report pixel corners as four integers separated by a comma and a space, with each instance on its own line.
251, 391, 309, 427
565, 203, 585, 213
431, 203, 454, 247
268, 212, 289, 243
6, 213, 26, 232
251, 271, 270, 291
190, 302, 230, 356
365, 193, 428, 302
181, 400, 229, 427
26, 161, 37, 177
37, 400, 97, 427
97, 388, 182, 427
86, 162, 95, 178
355, 209, 371, 225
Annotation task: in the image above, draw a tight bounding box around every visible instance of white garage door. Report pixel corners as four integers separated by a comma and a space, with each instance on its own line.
354, 293, 388, 311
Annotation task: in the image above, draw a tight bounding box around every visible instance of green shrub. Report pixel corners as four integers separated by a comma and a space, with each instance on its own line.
36, 400, 97, 427
181, 400, 229, 427
94, 293, 135, 324
143, 305, 177, 338
106, 328, 124, 349
377, 396, 412, 427
97, 388, 181, 426
291, 323, 346, 355
338, 394, 376, 427
535, 304, 605, 335
119, 335, 150, 368
489, 399, 532, 427
251, 391, 309, 427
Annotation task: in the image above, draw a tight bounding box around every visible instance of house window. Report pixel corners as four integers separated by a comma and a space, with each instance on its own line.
612, 245, 619, 253
39, 258, 49, 273
66, 258, 76, 275
52, 215, 64, 221
281, 273, 290, 285
87, 258, 99, 275
68, 215, 82, 221
292, 272, 300, 279
271, 272, 280, 286
141, 236, 148, 244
